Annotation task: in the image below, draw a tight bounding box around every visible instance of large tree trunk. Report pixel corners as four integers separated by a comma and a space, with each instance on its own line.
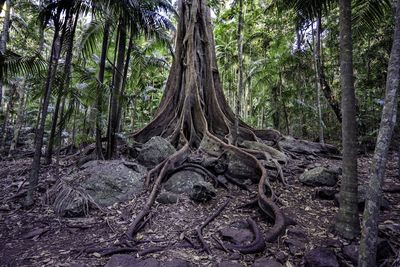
0, 0, 11, 110
128, 1, 286, 243
335, 0, 360, 240
0, 83, 16, 149
358, 1, 400, 266
25, 16, 65, 206
106, 18, 126, 159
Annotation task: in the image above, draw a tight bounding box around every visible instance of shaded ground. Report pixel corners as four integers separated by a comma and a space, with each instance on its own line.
0, 151, 399, 266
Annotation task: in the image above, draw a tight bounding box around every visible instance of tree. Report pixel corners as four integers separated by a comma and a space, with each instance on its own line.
127, 0, 287, 242
0, 0, 12, 109
359, 1, 400, 265
25, 1, 69, 206
335, 0, 359, 239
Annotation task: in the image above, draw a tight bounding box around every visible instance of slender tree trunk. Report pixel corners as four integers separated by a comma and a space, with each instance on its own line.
95, 21, 110, 160
0, 84, 16, 148
313, 15, 324, 144
45, 12, 77, 164
0, 0, 11, 110
8, 87, 26, 155
234, 0, 244, 146
359, 1, 400, 266
25, 17, 64, 206
107, 19, 126, 159
116, 26, 134, 132
335, 0, 360, 240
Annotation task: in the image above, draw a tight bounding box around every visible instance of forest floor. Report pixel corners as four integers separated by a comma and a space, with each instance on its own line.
0, 150, 399, 267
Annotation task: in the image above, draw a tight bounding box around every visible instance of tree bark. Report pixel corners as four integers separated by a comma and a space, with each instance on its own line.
234, 0, 244, 146
8, 86, 26, 155
0, 0, 12, 110
313, 15, 324, 144
94, 21, 110, 160
25, 15, 65, 206
335, 0, 360, 240
0, 83, 16, 148
107, 19, 126, 159
358, 1, 400, 266
45, 11, 77, 164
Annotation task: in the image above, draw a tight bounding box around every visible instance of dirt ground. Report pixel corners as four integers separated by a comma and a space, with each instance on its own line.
0, 151, 399, 267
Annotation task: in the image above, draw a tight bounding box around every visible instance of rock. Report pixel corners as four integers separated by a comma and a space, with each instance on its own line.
49, 160, 146, 217
303, 247, 339, 267
220, 221, 254, 245
137, 136, 176, 167
218, 261, 242, 267
280, 137, 340, 156
299, 167, 338, 187
314, 188, 337, 200
163, 259, 192, 267
189, 181, 216, 202
252, 258, 282, 267
226, 151, 259, 181
342, 244, 358, 265
105, 254, 139, 267
156, 191, 179, 204
164, 171, 205, 194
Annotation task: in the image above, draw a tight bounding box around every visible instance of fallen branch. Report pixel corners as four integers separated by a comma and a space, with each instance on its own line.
196, 199, 230, 254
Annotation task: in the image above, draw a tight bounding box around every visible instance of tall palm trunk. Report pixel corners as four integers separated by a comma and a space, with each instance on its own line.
45, 11, 77, 164
8, 87, 26, 155
25, 16, 65, 206
0, 0, 11, 110
313, 15, 324, 144
94, 21, 110, 160
335, 0, 360, 240
107, 19, 126, 159
116, 26, 134, 132
359, 1, 400, 266
234, 0, 244, 146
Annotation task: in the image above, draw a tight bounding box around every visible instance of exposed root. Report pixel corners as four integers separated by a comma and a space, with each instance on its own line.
196, 199, 230, 254
173, 163, 223, 188
223, 218, 266, 254
126, 145, 190, 239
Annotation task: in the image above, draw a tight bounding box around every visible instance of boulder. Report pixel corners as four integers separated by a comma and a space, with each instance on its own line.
299, 167, 339, 187
137, 136, 176, 167
162, 170, 216, 202
164, 171, 205, 194
284, 227, 308, 255
189, 180, 216, 202
226, 151, 259, 182
252, 258, 282, 267
156, 191, 179, 204
49, 160, 146, 217
303, 248, 339, 267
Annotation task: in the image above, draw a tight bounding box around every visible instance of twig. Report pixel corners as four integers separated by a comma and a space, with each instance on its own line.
196, 199, 230, 254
